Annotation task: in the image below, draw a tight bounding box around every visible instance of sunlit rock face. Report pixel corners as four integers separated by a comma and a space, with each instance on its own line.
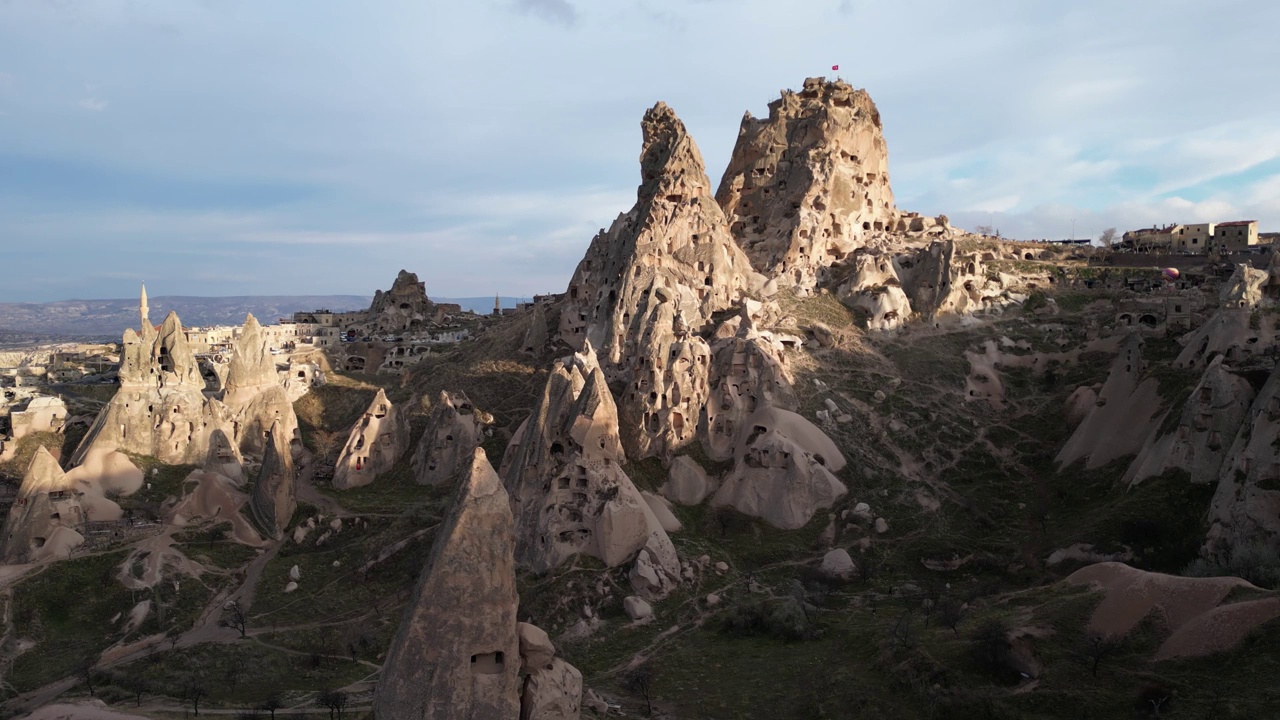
332, 388, 410, 490
558, 101, 760, 459
717, 76, 899, 295
499, 344, 680, 596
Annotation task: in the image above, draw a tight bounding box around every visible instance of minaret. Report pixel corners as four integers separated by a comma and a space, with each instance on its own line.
139, 283, 150, 329
493, 293, 501, 316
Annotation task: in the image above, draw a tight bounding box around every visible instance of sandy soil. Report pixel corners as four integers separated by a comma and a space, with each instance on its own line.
1066, 561, 1280, 659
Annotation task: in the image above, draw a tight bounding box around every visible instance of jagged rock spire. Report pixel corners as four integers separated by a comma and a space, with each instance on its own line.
411, 391, 489, 486
717, 76, 900, 294
558, 101, 761, 458
333, 388, 409, 489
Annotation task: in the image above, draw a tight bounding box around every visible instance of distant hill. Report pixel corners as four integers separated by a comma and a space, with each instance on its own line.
0, 295, 537, 341
0, 296, 371, 340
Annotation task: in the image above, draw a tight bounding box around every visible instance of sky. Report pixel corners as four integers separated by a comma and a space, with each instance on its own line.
1, 0, 1278, 302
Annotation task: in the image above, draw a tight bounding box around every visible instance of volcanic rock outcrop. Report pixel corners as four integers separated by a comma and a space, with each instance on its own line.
500, 343, 680, 596
221, 314, 300, 457
412, 391, 489, 486
374, 449, 582, 719
718, 77, 928, 294
704, 310, 799, 462
1056, 335, 1164, 470
1176, 266, 1280, 369
1123, 356, 1254, 486
0, 447, 86, 563
363, 269, 443, 334
558, 101, 760, 458
247, 421, 296, 540
837, 241, 1015, 329
711, 405, 848, 529
72, 294, 233, 467
333, 388, 410, 490
1206, 361, 1280, 554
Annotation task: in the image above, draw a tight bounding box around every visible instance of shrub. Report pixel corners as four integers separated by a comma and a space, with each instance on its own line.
1183, 539, 1280, 589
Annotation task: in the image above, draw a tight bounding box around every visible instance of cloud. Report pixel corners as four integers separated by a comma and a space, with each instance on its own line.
512, 0, 578, 26
77, 97, 107, 111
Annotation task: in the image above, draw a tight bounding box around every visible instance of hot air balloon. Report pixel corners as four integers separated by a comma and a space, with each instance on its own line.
1162, 267, 1180, 282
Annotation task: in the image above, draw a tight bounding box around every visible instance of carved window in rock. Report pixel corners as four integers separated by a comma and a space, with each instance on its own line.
470, 651, 505, 675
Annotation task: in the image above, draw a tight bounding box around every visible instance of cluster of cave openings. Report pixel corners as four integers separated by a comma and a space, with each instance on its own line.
158, 345, 173, 373
354, 455, 369, 471
374, 404, 388, 419
470, 651, 504, 675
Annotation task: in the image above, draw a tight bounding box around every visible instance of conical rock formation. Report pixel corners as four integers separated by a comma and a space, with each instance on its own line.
248, 421, 297, 540
0, 447, 86, 563
1124, 356, 1255, 486
717, 77, 908, 294
1207, 362, 1280, 554
500, 343, 680, 596
558, 101, 761, 459
412, 391, 490, 486
705, 309, 799, 462
333, 388, 410, 489
374, 448, 522, 719
73, 310, 230, 466
1056, 334, 1164, 470
222, 314, 299, 457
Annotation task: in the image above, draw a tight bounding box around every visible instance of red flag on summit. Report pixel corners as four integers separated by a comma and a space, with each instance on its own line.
832, 65, 839, 71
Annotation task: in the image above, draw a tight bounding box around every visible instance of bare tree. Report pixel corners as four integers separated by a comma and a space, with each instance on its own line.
318, 690, 349, 720
120, 674, 150, 706
974, 224, 994, 236
623, 664, 657, 716
1081, 632, 1120, 678
183, 679, 208, 716
223, 600, 249, 638
166, 625, 183, 650
77, 659, 97, 697
1099, 227, 1118, 248
259, 694, 284, 719
937, 599, 965, 636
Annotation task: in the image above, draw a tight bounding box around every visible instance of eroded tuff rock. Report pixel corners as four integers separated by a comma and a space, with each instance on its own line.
837, 241, 1016, 330
521, 303, 549, 356
558, 101, 760, 458
711, 406, 848, 529
500, 343, 680, 596
1124, 357, 1255, 486
0, 447, 86, 563
1056, 334, 1164, 470
412, 391, 489, 486
1221, 263, 1270, 309
73, 308, 232, 467
333, 388, 410, 490
1207, 361, 1280, 554
374, 449, 582, 719
705, 310, 799, 462
718, 77, 939, 294
1176, 267, 1280, 370
365, 269, 443, 334
248, 421, 296, 540
222, 314, 300, 457
374, 449, 522, 718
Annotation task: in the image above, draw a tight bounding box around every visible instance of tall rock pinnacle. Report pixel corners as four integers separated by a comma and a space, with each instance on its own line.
717, 76, 899, 294
559, 101, 762, 458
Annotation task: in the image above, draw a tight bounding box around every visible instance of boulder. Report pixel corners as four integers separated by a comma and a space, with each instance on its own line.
641, 492, 682, 533
623, 596, 653, 622
661, 455, 712, 505
521, 657, 583, 720
819, 549, 856, 581
518, 622, 556, 672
